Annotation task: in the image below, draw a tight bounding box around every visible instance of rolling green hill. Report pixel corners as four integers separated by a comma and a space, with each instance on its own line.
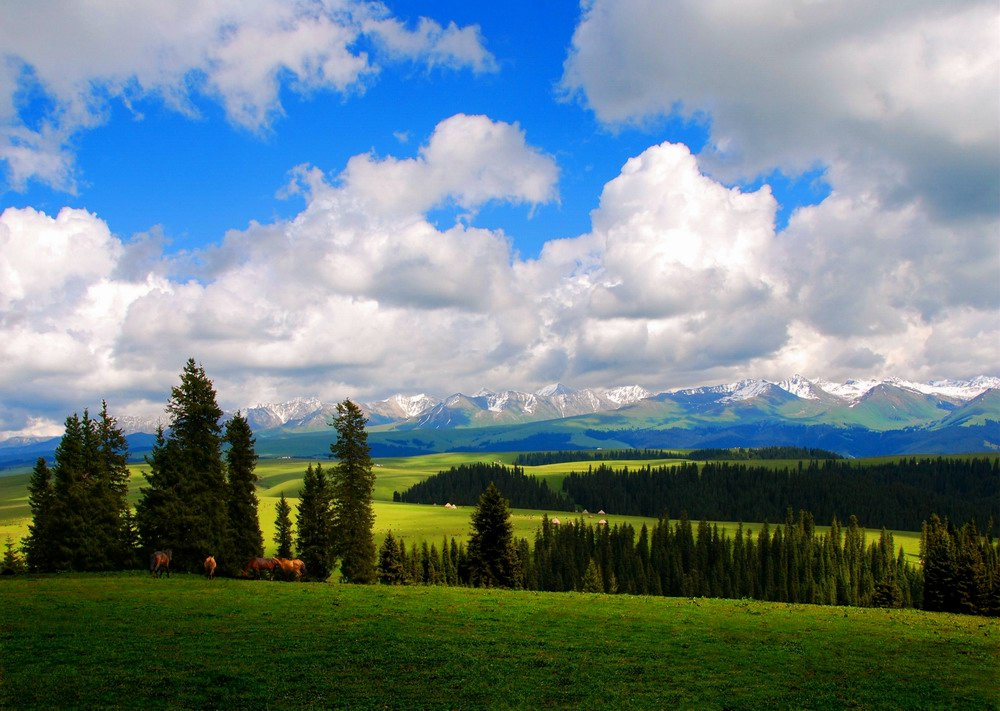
1, 574, 996, 709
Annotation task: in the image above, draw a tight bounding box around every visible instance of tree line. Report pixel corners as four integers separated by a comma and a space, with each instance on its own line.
22, 359, 377, 583
381, 484, 1000, 616
513, 446, 843, 466
394, 457, 997, 533
395, 462, 571, 510
561, 458, 998, 531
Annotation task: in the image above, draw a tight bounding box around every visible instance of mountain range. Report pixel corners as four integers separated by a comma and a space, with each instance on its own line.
1, 376, 997, 466
239, 375, 999, 435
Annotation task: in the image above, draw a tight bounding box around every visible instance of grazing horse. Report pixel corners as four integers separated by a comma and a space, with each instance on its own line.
273, 557, 307, 581
204, 555, 217, 580
242, 557, 275, 580
150, 550, 172, 578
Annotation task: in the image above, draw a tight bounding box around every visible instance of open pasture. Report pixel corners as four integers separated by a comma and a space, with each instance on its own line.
1, 573, 996, 709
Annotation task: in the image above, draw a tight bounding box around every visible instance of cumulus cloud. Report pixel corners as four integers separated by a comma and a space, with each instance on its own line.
560, 0, 999, 382
339, 113, 559, 217
561, 0, 999, 213
0, 0, 496, 190
524, 142, 792, 385
0, 118, 996, 437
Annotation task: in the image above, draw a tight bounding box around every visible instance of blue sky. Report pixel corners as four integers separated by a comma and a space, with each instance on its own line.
0, 0, 996, 436
7, 0, 729, 257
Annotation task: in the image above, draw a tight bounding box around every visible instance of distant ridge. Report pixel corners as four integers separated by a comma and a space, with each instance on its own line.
1, 376, 996, 464
31, 375, 1000, 437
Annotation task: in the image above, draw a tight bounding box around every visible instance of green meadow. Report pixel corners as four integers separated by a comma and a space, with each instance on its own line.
1, 573, 996, 709
0, 454, 923, 561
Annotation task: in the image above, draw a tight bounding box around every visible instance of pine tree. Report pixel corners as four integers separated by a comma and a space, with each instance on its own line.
1, 536, 26, 575
93, 402, 132, 568
225, 411, 263, 572
31, 408, 132, 571
296, 462, 335, 580
377, 531, 407, 584
922, 514, 957, 612
24, 457, 55, 572
582, 558, 604, 593
136, 359, 231, 572
955, 521, 987, 615
467, 482, 522, 588
48, 412, 90, 570
274, 493, 294, 559
329, 400, 376, 584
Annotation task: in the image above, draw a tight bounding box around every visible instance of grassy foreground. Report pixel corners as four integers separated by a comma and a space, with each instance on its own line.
2, 574, 997, 710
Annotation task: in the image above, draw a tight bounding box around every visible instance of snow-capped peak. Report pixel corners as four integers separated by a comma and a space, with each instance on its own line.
812, 378, 882, 401
602, 385, 651, 406
535, 383, 577, 397
777, 375, 819, 400
717, 379, 774, 403
380, 393, 438, 419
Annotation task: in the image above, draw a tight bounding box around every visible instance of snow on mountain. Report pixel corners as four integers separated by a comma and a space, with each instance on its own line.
716, 379, 776, 403
242, 397, 325, 430
367, 394, 439, 420
601, 385, 652, 406
778, 375, 820, 400
896, 377, 1000, 401
673, 375, 997, 408
812, 378, 882, 401
93, 376, 997, 436
535, 383, 577, 397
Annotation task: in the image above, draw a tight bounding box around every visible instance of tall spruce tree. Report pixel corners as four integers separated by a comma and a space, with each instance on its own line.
274, 494, 295, 559
296, 463, 335, 580
31, 407, 132, 571
48, 412, 90, 570
921, 514, 957, 612
225, 411, 263, 572
329, 400, 376, 583
93, 402, 132, 568
467, 482, 522, 588
24, 457, 55, 572
136, 359, 231, 572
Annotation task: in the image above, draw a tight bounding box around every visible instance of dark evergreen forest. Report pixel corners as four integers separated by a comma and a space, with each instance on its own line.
381, 509, 1000, 616
396, 462, 572, 510
396, 457, 997, 533
513, 446, 842, 466
562, 458, 998, 531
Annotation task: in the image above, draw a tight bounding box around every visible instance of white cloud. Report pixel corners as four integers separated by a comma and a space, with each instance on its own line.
523, 142, 792, 384
340, 114, 559, 217
561, 0, 999, 213
557, 0, 999, 385
0, 0, 496, 190
363, 15, 497, 74
0, 116, 996, 436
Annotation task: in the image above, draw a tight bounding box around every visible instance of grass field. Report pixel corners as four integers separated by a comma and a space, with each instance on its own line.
0, 454, 926, 562
1, 573, 996, 709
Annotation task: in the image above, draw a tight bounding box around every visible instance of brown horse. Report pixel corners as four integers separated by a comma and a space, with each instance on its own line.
273, 557, 307, 581
242, 556, 275, 580
150, 549, 172, 578
204, 555, 217, 580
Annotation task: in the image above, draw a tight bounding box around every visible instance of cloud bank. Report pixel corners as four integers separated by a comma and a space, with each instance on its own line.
0, 1, 996, 437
